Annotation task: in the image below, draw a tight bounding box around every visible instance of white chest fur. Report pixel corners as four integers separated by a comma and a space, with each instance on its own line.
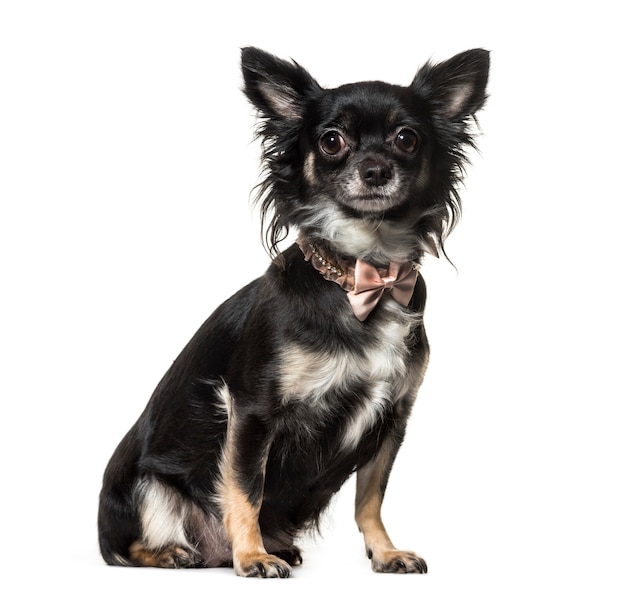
279, 299, 422, 449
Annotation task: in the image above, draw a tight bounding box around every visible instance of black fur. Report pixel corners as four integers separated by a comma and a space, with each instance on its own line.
98, 47, 489, 577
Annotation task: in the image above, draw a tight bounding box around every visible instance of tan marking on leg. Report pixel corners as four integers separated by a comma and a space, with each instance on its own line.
355, 445, 395, 554
216, 396, 291, 578
355, 442, 427, 574
221, 483, 264, 560
218, 471, 291, 577
128, 540, 197, 568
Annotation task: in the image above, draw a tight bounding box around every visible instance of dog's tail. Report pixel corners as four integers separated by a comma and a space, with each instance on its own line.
98, 484, 141, 566
97, 430, 142, 566
99, 543, 134, 567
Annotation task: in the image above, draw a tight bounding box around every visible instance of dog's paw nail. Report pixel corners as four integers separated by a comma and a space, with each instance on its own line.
238, 554, 292, 578
372, 550, 427, 574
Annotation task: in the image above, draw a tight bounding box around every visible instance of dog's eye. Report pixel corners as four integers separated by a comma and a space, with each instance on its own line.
319, 131, 347, 156
395, 128, 419, 153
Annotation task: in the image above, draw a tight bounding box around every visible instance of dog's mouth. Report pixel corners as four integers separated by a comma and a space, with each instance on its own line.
340, 190, 405, 214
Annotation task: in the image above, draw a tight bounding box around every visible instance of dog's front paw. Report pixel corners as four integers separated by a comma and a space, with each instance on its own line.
368, 548, 427, 574
234, 552, 292, 578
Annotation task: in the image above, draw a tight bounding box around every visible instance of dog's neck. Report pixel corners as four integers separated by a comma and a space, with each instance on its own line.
296, 234, 419, 288
297, 229, 421, 266
297, 204, 428, 265
296, 236, 357, 292
296, 234, 420, 321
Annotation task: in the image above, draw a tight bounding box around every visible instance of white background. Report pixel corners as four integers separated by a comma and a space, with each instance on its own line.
2, 1, 625, 599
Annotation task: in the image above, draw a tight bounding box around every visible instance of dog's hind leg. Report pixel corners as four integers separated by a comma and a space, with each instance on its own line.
128, 541, 200, 568
355, 435, 427, 574
128, 477, 203, 568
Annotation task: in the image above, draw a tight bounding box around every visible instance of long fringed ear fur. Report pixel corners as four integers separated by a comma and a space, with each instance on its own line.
241, 47, 322, 259
241, 47, 321, 123
411, 49, 490, 122
410, 49, 490, 259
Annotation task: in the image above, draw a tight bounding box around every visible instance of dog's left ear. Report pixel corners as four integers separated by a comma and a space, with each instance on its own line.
241, 47, 321, 122
412, 49, 490, 121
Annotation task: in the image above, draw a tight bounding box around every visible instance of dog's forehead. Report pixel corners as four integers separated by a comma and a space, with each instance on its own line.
314, 81, 415, 130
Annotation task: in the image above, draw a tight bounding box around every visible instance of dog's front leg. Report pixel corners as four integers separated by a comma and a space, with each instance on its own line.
217, 408, 290, 578
355, 435, 427, 574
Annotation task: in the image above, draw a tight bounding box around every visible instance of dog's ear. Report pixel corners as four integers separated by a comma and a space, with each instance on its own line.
241, 47, 321, 122
411, 49, 490, 121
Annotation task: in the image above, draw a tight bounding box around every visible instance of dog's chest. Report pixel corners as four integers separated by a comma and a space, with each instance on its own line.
278, 299, 419, 449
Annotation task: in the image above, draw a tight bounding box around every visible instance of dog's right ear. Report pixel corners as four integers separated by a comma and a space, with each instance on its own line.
241, 47, 321, 122
411, 49, 490, 122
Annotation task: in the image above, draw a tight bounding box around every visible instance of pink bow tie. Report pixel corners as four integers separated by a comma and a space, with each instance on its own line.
347, 259, 419, 321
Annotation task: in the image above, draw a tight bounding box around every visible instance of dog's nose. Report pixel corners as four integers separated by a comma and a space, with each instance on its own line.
358, 159, 392, 187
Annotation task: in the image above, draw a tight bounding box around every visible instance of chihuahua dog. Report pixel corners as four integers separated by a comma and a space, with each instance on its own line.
98, 47, 489, 577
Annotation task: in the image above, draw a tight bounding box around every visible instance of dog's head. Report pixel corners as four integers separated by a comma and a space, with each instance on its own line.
242, 47, 489, 264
